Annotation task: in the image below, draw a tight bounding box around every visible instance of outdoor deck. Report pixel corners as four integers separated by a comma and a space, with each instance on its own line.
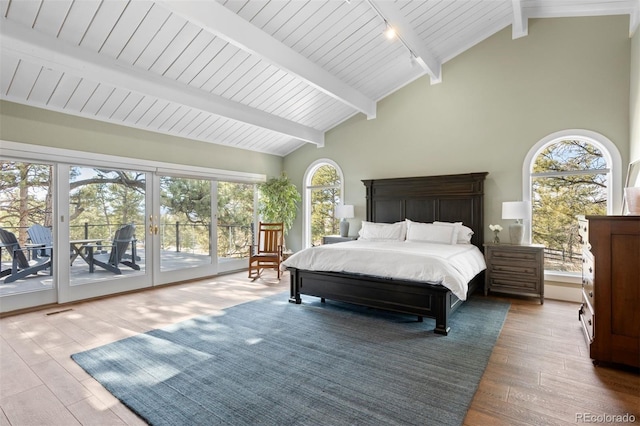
0, 250, 242, 297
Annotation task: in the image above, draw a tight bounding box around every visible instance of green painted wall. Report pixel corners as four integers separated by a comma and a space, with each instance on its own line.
284, 16, 631, 252
631, 24, 640, 163
0, 101, 283, 178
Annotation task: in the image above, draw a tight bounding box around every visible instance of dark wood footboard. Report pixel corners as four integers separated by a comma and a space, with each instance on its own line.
288, 267, 482, 335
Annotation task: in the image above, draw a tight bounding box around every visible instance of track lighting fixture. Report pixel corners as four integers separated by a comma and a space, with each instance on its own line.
384, 22, 396, 39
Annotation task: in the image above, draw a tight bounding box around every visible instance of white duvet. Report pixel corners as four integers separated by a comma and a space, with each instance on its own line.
283, 240, 486, 300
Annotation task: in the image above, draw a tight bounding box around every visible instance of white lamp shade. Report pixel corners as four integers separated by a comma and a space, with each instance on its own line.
502, 201, 531, 220
335, 204, 354, 219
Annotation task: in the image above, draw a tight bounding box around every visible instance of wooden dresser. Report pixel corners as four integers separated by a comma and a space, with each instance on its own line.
578, 215, 640, 368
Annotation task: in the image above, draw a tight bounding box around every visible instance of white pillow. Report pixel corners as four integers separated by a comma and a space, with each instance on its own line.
406, 220, 458, 245
434, 221, 474, 244
358, 221, 407, 241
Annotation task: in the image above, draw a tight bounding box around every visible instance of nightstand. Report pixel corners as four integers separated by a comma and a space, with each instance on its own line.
322, 235, 357, 244
484, 243, 545, 304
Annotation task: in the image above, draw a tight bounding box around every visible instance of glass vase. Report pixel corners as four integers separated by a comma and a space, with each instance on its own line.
493, 231, 500, 244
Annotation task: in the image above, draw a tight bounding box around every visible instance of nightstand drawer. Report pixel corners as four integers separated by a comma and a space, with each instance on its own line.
488, 276, 540, 290
488, 249, 541, 263
489, 262, 539, 277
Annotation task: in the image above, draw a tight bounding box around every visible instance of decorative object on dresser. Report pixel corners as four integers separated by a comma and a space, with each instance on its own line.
622, 159, 640, 215
335, 204, 354, 237
484, 243, 544, 304
287, 172, 488, 335
578, 215, 639, 369
502, 201, 530, 245
322, 235, 358, 244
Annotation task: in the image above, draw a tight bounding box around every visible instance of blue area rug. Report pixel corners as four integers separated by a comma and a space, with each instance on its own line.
72, 293, 509, 426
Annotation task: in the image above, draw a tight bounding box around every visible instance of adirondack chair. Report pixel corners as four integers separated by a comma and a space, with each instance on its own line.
84, 224, 140, 274
0, 228, 52, 284
27, 224, 53, 257
248, 222, 284, 280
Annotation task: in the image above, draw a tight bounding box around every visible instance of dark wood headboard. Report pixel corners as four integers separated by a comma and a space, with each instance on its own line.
362, 172, 488, 249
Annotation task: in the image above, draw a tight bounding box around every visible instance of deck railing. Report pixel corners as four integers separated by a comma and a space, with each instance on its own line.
1, 222, 252, 261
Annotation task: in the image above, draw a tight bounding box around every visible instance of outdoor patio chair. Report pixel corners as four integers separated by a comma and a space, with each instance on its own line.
84, 224, 140, 274
27, 224, 53, 257
0, 228, 52, 284
248, 222, 284, 280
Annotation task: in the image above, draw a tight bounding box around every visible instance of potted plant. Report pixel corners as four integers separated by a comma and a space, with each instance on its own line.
258, 172, 301, 238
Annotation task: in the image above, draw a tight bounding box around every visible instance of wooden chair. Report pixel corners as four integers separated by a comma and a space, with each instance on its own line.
27, 224, 53, 257
248, 222, 284, 280
0, 228, 52, 284
84, 224, 140, 274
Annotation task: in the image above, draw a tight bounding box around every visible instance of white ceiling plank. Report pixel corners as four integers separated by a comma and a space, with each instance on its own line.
0, 55, 20, 96
99, 1, 155, 59
6, 60, 41, 100
28, 67, 63, 104
163, 30, 216, 80
95, 87, 130, 118
370, 0, 443, 84
3, 0, 40, 28
525, 0, 639, 18
116, 3, 172, 65
136, 99, 169, 127
121, 95, 158, 124
132, 13, 187, 70
46, 73, 82, 109
56, 0, 103, 46
110, 91, 144, 121
0, 19, 324, 146
512, 0, 529, 39
186, 113, 216, 138
149, 23, 202, 76
159, 0, 377, 119
81, 84, 117, 115
147, 101, 181, 128
33, 0, 74, 37
79, 0, 129, 52
65, 79, 99, 112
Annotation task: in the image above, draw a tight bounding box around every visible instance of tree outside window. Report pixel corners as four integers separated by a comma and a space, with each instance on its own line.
308, 164, 342, 246
531, 140, 607, 272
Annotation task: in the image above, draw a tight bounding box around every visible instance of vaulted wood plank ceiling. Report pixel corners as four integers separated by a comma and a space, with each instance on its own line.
1, 0, 638, 156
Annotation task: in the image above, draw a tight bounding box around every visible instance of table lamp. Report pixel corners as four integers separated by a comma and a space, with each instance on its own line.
502, 201, 530, 245
335, 204, 354, 237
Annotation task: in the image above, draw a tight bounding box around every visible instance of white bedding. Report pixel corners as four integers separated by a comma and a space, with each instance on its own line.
283, 240, 487, 301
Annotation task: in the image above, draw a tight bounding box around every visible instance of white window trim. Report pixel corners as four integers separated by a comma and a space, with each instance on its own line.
302, 159, 344, 249
522, 129, 622, 284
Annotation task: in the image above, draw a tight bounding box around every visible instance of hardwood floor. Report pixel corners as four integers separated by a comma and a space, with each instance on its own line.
1, 271, 638, 425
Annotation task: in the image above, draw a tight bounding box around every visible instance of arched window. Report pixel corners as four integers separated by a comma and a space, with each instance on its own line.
524, 130, 621, 276
303, 160, 344, 248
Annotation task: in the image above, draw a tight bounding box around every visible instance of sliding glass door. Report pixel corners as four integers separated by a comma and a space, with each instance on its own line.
217, 181, 255, 273
153, 176, 256, 283
1, 142, 262, 312
60, 165, 152, 303
0, 160, 57, 311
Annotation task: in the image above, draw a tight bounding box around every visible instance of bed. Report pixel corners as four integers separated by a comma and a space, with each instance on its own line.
286, 172, 488, 335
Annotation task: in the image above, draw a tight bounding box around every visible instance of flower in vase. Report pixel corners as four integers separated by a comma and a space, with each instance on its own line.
489, 224, 503, 244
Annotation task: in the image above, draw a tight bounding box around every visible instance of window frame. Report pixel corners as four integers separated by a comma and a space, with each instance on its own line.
522, 129, 622, 283
302, 159, 344, 249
